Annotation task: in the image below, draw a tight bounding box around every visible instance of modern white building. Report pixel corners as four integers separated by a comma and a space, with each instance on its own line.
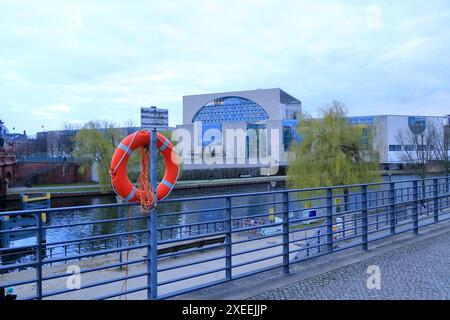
349, 115, 450, 169
173, 88, 448, 175
174, 88, 302, 174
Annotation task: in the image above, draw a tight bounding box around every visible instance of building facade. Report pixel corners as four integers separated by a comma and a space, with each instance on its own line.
174, 88, 302, 174
349, 115, 450, 169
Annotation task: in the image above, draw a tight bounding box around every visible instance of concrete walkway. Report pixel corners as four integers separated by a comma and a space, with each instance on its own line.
249, 229, 450, 300
178, 218, 450, 300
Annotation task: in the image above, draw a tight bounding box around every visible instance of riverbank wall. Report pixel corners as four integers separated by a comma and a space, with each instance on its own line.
4, 175, 288, 201
5, 171, 447, 203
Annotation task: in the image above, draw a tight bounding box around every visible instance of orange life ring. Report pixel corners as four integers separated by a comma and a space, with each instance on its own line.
110, 130, 179, 202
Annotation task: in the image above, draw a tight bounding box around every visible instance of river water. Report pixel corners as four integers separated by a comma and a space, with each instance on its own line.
2, 182, 290, 265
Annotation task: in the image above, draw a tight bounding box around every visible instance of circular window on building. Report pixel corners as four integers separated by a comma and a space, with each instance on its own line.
192, 96, 269, 123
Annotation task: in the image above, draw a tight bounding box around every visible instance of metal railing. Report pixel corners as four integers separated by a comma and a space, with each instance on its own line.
294, 222, 328, 260
15, 154, 79, 163
1, 176, 450, 300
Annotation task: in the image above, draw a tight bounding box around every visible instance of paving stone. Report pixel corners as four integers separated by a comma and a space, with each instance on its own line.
248, 231, 450, 300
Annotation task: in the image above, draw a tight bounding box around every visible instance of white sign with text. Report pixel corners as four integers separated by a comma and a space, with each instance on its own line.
141, 107, 169, 130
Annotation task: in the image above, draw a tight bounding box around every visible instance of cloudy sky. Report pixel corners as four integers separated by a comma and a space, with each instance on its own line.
1, 0, 450, 135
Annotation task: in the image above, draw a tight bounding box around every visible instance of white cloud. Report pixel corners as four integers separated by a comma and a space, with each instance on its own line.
31, 104, 72, 119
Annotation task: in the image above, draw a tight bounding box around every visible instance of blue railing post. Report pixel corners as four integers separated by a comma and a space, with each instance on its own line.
326, 189, 333, 253
35, 213, 43, 300
118, 205, 123, 270
447, 176, 449, 208
361, 185, 368, 251
225, 196, 232, 280
389, 182, 396, 234
147, 127, 158, 300
413, 180, 419, 235
282, 191, 289, 274
0, 215, 10, 249
317, 231, 321, 253
433, 178, 439, 223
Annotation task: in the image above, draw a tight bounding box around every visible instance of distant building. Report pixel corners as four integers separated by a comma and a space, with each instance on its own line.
0, 119, 27, 150
175, 88, 302, 174
32, 126, 148, 159
348, 115, 449, 170
0, 120, 9, 136
0, 120, 16, 194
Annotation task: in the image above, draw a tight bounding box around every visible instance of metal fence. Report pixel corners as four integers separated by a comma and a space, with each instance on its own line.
15, 154, 79, 163
1, 176, 450, 300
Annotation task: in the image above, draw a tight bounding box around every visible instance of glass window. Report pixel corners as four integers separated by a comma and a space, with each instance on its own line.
201, 123, 222, 146
192, 96, 269, 123
362, 127, 368, 145
348, 116, 374, 125
285, 109, 297, 120
283, 125, 301, 151
417, 145, 428, 151
389, 145, 402, 152
247, 123, 266, 159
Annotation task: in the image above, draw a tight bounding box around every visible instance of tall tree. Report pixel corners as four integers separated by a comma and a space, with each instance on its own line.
73, 120, 123, 190
396, 121, 449, 178
287, 101, 380, 190
397, 120, 450, 200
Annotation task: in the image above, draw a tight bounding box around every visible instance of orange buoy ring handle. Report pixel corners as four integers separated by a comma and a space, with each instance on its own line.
110, 130, 179, 202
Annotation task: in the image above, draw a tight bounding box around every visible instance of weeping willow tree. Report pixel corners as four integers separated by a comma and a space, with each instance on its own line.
287, 102, 380, 207
73, 120, 124, 191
